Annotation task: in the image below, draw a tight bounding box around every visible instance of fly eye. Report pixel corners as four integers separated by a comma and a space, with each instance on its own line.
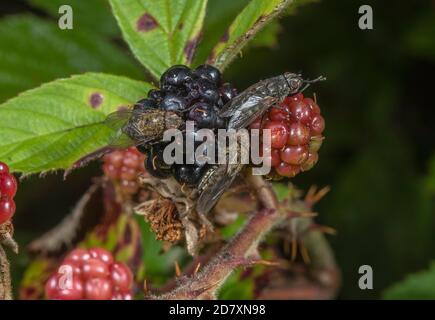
290, 78, 302, 90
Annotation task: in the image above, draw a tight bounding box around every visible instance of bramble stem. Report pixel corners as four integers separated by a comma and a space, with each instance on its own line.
153, 174, 340, 300
153, 175, 285, 299
0, 222, 17, 300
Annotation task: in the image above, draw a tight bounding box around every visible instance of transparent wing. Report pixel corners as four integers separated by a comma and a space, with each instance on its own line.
224, 95, 277, 130
196, 164, 243, 215
218, 92, 250, 118
103, 107, 154, 148
103, 107, 134, 132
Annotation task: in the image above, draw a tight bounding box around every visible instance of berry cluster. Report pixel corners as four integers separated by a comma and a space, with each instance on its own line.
250, 93, 325, 178
0, 162, 18, 225
102, 147, 146, 196
45, 247, 133, 300
136, 64, 237, 186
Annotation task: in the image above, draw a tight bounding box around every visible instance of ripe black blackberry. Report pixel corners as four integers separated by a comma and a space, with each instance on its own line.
134, 64, 237, 186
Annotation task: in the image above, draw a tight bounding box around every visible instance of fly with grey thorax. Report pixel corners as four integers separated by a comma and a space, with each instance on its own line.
196, 72, 325, 215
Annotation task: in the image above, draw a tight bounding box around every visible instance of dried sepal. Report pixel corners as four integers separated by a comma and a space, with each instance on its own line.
137, 174, 212, 255
135, 197, 183, 243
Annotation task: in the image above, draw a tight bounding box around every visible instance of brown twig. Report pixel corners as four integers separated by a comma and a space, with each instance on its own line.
0, 221, 18, 300
151, 175, 284, 299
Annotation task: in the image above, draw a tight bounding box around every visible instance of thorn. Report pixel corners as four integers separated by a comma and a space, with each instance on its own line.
175, 261, 182, 277
305, 185, 330, 206
232, 257, 282, 268
189, 279, 222, 299
286, 210, 318, 219
305, 185, 317, 202
317, 225, 337, 235
254, 260, 282, 267
308, 224, 337, 236
194, 262, 201, 275
300, 241, 311, 264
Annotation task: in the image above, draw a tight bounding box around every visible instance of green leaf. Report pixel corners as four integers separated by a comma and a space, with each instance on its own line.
0, 73, 153, 174
193, 0, 250, 65
28, 0, 119, 37
209, 0, 293, 71
218, 269, 254, 300
19, 258, 55, 300
220, 215, 246, 240
383, 262, 435, 299
0, 15, 142, 103
272, 182, 292, 202
135, 216, 186, 284
109, 0, 208, 79
248, 21, 282, 49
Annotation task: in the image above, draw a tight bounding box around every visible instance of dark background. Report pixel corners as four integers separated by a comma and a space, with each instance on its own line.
1, 0, 434, 299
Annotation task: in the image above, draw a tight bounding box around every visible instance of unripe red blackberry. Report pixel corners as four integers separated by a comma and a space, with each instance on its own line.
102, 147, 145, 196
0, 197, 15, 225
250, 93, 325, 179
0, 161, 18, 225
46, 247, 133, 300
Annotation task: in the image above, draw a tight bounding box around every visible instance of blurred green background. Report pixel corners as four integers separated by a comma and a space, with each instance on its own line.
1, 0, 434, 299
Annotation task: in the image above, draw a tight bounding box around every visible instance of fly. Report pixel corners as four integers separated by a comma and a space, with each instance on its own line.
218, 72, 325, 129
68, 105, 184, 174
196, 72, 325, 215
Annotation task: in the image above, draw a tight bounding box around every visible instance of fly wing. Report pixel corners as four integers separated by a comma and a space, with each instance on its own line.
103, 108, 135, 147
218, 91, 251, 118
196, 163, 243, 215
103, 107, 155, 148
223, 95, 277, 130
104, 107, 134, 130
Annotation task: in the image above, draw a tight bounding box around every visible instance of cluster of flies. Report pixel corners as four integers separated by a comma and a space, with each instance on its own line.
104, 64, 323, 214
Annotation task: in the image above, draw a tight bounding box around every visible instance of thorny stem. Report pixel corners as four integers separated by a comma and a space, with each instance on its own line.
0, 246, 12, 300
0, 222, 17, 300
154, 175, 293, 300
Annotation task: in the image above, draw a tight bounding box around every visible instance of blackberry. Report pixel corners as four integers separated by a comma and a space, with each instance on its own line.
0, 161, 17, 225
250, 93, 325, 179
133, 98, 157, 112
145, 144, 172, 179
160, 93, 187, 111
173, 164, 205, 186
197, 78, 220, 104
0, 196, 15, 225
160, 65, 193, 89
130, 64, 237, 188
188, 102, 218, 129
46, 247, 133, 300
194, 64, 221, 86
102, 147, 145, 196
147, 89, 164, 101
0, 171, 17, 198
220, 83, 238, 104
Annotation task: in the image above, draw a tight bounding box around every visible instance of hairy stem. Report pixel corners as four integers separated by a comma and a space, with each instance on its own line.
0, 222, 17, 300
154, 175, 284, 299
0, 246, 12, 300
153, 175, 340, 300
